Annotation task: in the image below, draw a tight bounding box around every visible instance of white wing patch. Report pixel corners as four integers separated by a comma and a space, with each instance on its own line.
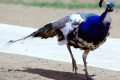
70, 14, 84, 24
58, 14, 84, 45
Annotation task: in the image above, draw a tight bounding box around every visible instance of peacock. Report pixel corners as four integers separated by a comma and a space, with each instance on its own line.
8, 0, 115, 79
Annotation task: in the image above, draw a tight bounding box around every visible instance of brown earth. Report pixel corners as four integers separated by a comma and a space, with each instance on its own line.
0, 3, 120, 80
0, 53, 120, 80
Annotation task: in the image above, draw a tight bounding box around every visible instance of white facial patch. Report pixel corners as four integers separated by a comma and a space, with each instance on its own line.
103, 12, 111, 24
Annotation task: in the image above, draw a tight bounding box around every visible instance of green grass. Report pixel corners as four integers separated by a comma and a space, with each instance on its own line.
1, 0, 120, 9
22, 2, 101, 9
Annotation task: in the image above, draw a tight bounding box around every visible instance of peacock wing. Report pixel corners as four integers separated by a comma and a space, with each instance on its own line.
8, 13, 98, 44
28, 13, 98, 39
29, 15, 70, 39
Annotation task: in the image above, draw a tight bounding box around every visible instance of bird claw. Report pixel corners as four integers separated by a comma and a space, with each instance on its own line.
82, 74, 97, 80
72, 59, 78, 74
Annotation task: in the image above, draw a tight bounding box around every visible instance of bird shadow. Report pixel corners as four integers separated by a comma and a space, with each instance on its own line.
15, 68, 94, 80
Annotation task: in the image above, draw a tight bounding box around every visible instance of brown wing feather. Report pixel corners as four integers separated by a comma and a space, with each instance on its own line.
53, 16, 70, 29
32, 16, 70, 39
30, 23, 56, 39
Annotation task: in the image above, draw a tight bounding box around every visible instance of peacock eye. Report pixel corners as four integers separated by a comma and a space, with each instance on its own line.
107, 6, 111, 10
108, 7, 110, 10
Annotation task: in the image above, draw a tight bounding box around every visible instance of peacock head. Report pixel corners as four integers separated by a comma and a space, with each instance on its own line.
106, 2, 115, 12
99, 0, 115, 12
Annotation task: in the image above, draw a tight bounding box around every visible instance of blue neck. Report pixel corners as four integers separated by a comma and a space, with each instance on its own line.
98, 9, 108, 23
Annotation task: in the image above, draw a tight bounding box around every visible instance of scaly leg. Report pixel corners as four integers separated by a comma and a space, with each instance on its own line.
82, 49, 94, 80
66, 44, 78, 74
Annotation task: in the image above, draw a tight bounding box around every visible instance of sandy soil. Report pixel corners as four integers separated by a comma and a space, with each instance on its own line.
0, 53, 120, 80
0, 4, 120, 80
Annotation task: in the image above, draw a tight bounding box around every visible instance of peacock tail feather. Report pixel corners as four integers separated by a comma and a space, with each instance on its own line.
31, 23, 56, 39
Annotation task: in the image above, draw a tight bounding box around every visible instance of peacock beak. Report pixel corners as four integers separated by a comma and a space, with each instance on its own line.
113, 8, 115, 12
111, 7, 115, 12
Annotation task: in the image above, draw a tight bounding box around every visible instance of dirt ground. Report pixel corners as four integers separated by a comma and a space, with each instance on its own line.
0, 53, 120, 80
0, 3, 120, 80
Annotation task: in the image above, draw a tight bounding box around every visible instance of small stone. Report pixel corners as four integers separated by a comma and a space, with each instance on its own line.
59, 64, 61, 66
8, 68, 14, 71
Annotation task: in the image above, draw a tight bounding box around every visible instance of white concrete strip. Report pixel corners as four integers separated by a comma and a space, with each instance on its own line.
0, 23, 120, 71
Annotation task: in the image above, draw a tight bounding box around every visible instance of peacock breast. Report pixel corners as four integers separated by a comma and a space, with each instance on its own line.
79, 16, 110, 45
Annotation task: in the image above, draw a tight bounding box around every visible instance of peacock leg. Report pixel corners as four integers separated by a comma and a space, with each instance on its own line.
67, 44, 78, 74
82, 49, 94, 80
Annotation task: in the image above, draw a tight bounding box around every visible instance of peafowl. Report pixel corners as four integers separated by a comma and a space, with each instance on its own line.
8, 0, 115, 79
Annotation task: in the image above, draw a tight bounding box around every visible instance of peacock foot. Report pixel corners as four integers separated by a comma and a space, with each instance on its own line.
82, 74, 97, 80
72, 59, 78, 74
